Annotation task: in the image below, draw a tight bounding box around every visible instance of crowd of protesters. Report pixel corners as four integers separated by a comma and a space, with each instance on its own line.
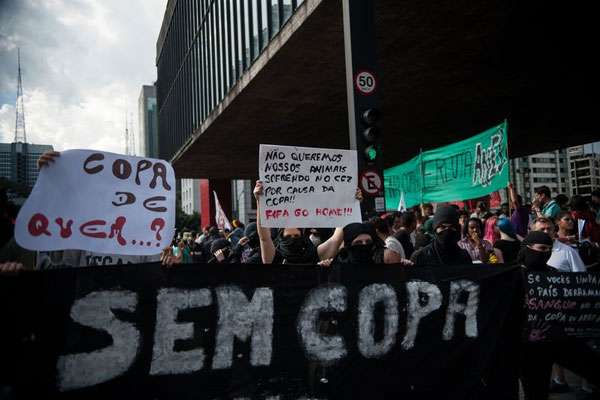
1, 152, 600, 399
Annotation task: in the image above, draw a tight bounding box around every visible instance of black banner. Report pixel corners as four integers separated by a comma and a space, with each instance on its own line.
0, 264, 524, 399
525, 270, 600, 341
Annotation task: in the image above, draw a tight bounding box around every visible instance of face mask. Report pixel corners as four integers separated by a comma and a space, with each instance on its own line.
309, 234, 322, 247
280, 236, 305, 255
435, 228, 460, 249
347, 244, 374, 264
520, 248, 551, 270
247, 232, 259, 248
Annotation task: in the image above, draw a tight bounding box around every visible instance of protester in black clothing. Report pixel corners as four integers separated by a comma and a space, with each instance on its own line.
333, 222, 384, 264
410, 206, 472, 266
493, 218, 521, 263
230, 222, 262, 264
519, 230, 600, 400
393, 212, 416, 259
253, 180, 320, 264
207, 238, 234, 263
516, 231, 553, 271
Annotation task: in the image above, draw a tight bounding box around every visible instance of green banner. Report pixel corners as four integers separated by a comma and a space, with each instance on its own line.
384, 121, 508, 209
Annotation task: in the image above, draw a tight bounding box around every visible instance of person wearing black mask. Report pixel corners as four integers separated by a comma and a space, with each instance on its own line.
230, 222, 262, 264
332, 222, 384, 264
253, 181, 319, 264
519, 229, 600, 400
410, 206, 471, 266
517, 231, 554, 271
208, 238, 234, 264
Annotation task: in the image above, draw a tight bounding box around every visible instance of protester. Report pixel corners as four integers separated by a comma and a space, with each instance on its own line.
421, 203, 434, 219
231, 222, 262, 264
329, 222, 385, 264
493, 218, 521, 264
470, 201, 489, 220
208, 238, 234, 263
228, 220, 245, 245
519, 231, 600, 400
508, 183, 530, 239
372, 216, 413, 264
517, 231, 554, 271
555, 211, 578, 245
554, 194, 570, 211
571, 194, 600, 244
533, 185, 561, 219
253, 181, 319, 264
393, 212, 416, 259
531, 217, 586, 272
458, 217, 493, 263
411, 206, 472, 266
414, 218, 434, 251
483, 214, 500, 245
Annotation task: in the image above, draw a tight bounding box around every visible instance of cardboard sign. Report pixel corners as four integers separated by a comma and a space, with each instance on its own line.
0, 263, 522, 399
258, 144, 361, 228
15, 150, 175, 255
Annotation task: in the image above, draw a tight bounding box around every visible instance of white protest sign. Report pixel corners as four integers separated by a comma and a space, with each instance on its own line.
15, 149, 176, 255
258, 144, 361, 228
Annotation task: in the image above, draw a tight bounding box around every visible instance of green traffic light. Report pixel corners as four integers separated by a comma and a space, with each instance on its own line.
365, 146, 377, 161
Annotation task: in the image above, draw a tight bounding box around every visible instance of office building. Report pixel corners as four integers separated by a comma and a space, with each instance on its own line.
0, 142, 54, 189
181, 178, 201, 215
567, 145, 600, 196
138, 85, 159, 158
510, 149, 569, 203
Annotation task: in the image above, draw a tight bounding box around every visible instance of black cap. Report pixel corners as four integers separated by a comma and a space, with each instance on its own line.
432, 206, 459, 230
523, 231, 553, 246
343, 223, 375, 247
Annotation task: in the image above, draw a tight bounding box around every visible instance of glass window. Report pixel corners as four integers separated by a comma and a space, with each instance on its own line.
252, 0, 259, 60
243, 0, 251, 68
270, 0, 279, 37
260, 0, 268, 49
282, 0, 292, 24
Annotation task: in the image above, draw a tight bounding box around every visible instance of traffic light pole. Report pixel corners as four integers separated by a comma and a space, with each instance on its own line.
343, 0, 386, 218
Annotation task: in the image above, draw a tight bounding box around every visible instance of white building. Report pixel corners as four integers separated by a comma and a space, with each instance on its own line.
181, 178, 201, 215
567, 145, 600, 196
510, 149, 570, 204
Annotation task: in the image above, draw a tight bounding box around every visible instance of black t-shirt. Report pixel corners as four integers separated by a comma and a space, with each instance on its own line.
394, 229, 415, 259
494, 239, 521, 264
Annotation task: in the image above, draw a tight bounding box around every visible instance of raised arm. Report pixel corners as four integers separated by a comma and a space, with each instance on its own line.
317, 188, 363, 261
317, 227, 344, 260
507, 182, 520, 208
253, 180, 276, 264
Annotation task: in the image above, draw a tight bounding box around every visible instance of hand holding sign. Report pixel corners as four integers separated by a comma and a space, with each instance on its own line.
15, 150, 176, 255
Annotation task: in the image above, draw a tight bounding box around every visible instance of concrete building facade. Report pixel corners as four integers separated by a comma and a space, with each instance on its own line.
567, 145, 600, 196
181, 178, 201, 215
510, 149, 570, 204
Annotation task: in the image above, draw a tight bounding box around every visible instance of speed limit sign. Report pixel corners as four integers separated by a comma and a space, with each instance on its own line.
354, 70, 377, 95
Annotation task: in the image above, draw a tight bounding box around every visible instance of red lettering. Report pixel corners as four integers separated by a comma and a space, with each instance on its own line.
150, 218, 165, 240
54, 217, 73, 238
28, 213, 51, 236
264, 209, 290, 219
109, 216, 127, 246
80, 219, 107, 238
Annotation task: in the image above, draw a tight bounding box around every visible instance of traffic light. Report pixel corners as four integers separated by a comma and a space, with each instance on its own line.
361, 108, 380, 162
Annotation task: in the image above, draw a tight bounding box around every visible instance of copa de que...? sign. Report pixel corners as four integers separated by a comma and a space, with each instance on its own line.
15, 150, 176, 255
258, 144, 361, 228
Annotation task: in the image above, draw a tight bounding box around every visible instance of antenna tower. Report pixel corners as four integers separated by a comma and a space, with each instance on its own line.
124, 113, 130, 155
14, 48, 27, 143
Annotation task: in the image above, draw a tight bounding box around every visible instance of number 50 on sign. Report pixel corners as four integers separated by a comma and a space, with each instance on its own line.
354, 70, 377, 95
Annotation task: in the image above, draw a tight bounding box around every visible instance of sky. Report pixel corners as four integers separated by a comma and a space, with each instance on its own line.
0, 0, 167, 154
